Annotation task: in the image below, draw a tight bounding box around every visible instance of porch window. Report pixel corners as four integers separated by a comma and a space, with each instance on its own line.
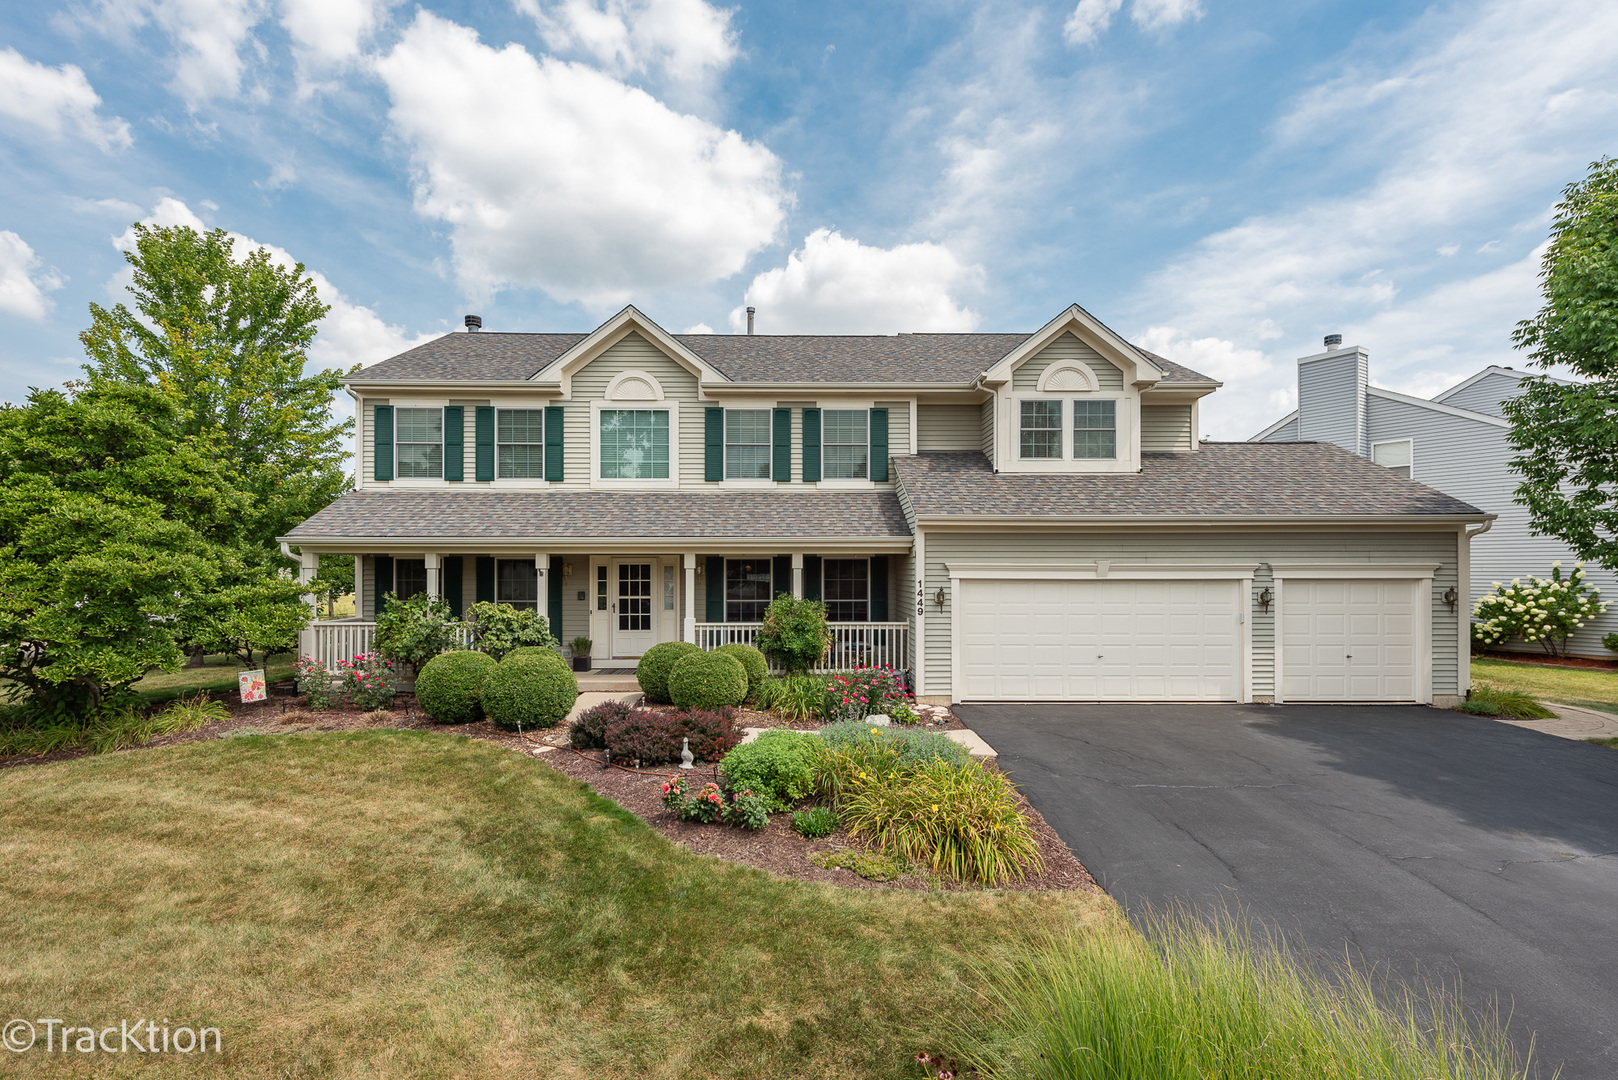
1020, 400, 1062, 459
725, 558, 773, 622
496, 559, 539, 610
822, 558, 869, 622
823, 410, 868, 479
725, 409, 772, 479
393, 559, 427, 600
497, 409, 545, 478
600, 409, 669, 479
396, 407, 443, 478
1072, 399, 1116, 459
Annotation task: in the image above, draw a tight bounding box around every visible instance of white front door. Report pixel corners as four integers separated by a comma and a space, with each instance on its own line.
1280, 579, 1419, 701
611, 560, 656, 658
958, 578, 1243, 701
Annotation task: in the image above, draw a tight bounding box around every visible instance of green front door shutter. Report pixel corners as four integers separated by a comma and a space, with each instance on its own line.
870, 556, 889, 620
476, 556, 495, 604
373, 405, 393, 482
869, 408, 889, 482
772, 408, 791, 482
544, 406, 564, 482
803, 555, 822, 601
443, 406, 464, 481
705, 556, 725, 621
704, 407, 724, 482
445, 556, 464, 617
547, 557, 564, 640
801, 408, 821, 482
475, 407, 494, 481
773, 555, 791, 599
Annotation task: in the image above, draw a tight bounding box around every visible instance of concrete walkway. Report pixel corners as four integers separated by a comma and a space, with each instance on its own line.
1499, 702, 1618, 742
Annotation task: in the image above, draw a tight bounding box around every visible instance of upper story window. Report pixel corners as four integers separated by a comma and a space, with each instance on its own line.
822, 558, 869, 622
1073, 400, 1116, 459
725, 558, 773, 622
1373, 439, 1412, 479
600, 409, 669, 480
396, 407, 443, 478
497, 409, 545, 479
824, 410, 869, 479
725, 409, 772, 479
1019, 400, 1063, 459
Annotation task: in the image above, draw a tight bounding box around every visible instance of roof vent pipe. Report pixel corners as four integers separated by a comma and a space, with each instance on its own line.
465, 314, 482, 332
746, 306, 755, 335
1323, 333, 1342, 348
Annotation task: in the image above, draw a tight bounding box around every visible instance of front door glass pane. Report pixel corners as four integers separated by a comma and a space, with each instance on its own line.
618, 563, 652, 631
725, 558, 773, 622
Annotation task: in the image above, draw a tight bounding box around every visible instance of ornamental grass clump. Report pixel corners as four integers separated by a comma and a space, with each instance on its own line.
754, 674, 830, 721
1458, 683, 1556, 720
815, 720, 969, 800
1471, 561, 1608, 657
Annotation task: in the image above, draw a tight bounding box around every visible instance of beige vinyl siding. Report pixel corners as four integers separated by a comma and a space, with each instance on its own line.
359, 555, 376, 618
922, 529, 1460, 699
359, 400, 382, 487
566, 331, 702, 487
980, 400, 995, 463
875, 401, 909, 483
898, 549, 917, 673
917, 404, 981, 451
1012, 332, 1124, 391
1140, 404, 1194, 452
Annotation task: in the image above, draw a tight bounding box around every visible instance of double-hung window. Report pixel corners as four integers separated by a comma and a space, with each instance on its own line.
822, 559, 869, 622
599, 409, 669, 479
1019, 400, 1062, 459
496, 559, 539, 610
725, 558, 773, 622
393, 559, 427, 600
497, 409, 545, 478
823, 410, 869, 479
396, 407, 443, 478
725, 409, 771, 479
1073, 400, 1116, 459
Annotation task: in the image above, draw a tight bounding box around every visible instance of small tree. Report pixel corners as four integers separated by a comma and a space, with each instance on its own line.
465, 601, 557, 660
754, 595, 833, 676
194, 574, 309, 668
373, 593, 459, 676
1471, 562, 1608, 657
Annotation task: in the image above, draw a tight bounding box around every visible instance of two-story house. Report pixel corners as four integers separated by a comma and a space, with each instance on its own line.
282, 305, 1490, 706
1251, 341, 1617, 658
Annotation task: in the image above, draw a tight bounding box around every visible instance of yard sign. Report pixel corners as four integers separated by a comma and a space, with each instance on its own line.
239, 669, 267, 703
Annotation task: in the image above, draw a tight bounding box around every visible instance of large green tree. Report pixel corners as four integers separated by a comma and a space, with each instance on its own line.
1505, 156, 1618, 570
79, 223, 353, 554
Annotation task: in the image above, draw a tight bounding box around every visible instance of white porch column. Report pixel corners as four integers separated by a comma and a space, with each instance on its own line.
683, 552, 697, 643
424, 552, 442, 599
297, 550, 321, 618
791, 553, 804, 598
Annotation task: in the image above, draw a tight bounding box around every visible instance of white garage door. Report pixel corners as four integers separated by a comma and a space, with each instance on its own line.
958, 578, 1242, 701
1280, 579, 1419, 702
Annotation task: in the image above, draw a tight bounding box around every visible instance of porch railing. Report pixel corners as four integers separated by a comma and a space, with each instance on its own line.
694, 621, 911, 673
298, 620, 475, 671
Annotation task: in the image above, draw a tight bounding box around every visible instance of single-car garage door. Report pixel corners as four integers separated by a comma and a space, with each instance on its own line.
1280, 579, 1419, 702
958, 578, 1242, 701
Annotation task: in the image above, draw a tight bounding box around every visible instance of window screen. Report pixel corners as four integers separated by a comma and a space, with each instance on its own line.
822, 558, 869, 622
396, 407, 443, 478
823, 410, 868, 479
1020, 400, 1062, 459
725, 409, 772, 478
1073, 399, 1116, 459
497, 409, 545, 478
600, 410, 669, 479
725, 558, 773, 622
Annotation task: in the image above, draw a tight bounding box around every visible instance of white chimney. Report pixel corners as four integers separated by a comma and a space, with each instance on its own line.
1296, 335, 1368, 457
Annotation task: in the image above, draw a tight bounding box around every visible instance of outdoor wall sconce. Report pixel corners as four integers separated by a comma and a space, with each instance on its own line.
933, 586, 947, 611
1442, 586, 1459, 610
1257, 587, 1273, 613
563, 561, 573, 580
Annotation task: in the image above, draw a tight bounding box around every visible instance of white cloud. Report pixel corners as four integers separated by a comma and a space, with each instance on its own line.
681, 322, 715, 334
280, 0, 393, 80
0, 232, 65, 320
517, 0, 736, 99
374, 11, 786, 308
0, 47, 132, 150
148, 0, 265, 106
1130, 0, 1203, 33
729, 228, 981, 334
1063, 0, 1122, 46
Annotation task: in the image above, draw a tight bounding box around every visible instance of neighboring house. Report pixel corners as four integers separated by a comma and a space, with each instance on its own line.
282, 305, 1489, 705
1252, 341, 1617, 658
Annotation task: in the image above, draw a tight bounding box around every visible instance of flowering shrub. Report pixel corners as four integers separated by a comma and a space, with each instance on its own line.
1471, 561, 1608, 656
661, 775, 769, 828
338, 652, 397, 711
824, 665, 911, 722
295, 656, 340, 711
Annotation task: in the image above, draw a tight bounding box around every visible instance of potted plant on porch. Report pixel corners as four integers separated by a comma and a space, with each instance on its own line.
570, 636, 593, 673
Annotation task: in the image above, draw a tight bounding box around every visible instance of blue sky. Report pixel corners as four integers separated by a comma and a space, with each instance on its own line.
1, 0, 1614, 437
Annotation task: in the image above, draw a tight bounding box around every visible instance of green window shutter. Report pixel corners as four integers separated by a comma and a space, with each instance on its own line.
475, 556, 495, 604
802, 408, 821, 482
773, 555, 791, 599
803, 555, 822, 601
443, 406, 464, 481
373, 405, 393, 482
375, 555, 394, 608
704, 407, 724, 482
869, 407, 889, 482
445, 556, 464, 618
870, 556, 889, 621
547, 556, 564, 641
705, 556, 725, 621
475, 407, 494, 482
544, 406, 565, 482
772, 408, 791, 482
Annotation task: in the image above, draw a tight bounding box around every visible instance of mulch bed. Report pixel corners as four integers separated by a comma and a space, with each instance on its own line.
1477, 651, 1618, 671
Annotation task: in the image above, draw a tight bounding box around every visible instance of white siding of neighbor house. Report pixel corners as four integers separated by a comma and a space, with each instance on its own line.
1140, 404, 1194, 452
917, 404, 983, 451
919, 529, 1461, 699
1434, 370, 1525, 418
1297, 349, 1368, 456
1012, 332, 1125, 391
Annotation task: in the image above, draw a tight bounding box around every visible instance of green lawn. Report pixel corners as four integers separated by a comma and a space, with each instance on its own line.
1471, 656, 1618, 716
0, 730, 1104, 1078
130, 654, 297, 704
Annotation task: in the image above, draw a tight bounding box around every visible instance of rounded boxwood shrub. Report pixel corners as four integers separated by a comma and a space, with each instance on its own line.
503, 645, 560, 663
481, 651, 579, 731
714, 643, 769, 699
414, 650, 497, 724
636, 640, 701, 704
668, 650, 749, 710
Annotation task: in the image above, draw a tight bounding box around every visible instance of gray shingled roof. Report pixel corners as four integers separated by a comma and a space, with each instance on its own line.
891, 444, 1487, 518
353, 331, 1214, 385
285, 489, 912, 540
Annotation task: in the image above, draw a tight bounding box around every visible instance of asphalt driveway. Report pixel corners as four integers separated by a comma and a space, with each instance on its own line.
957, 703, 1618, 1078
